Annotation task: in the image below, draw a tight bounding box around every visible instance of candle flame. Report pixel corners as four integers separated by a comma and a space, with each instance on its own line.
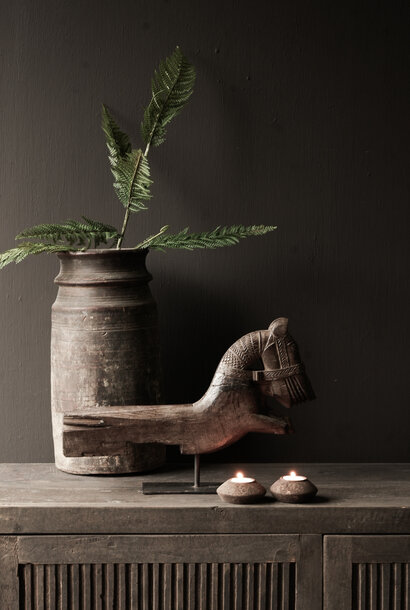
290, 471, 296, 478
235, 472, 244, 479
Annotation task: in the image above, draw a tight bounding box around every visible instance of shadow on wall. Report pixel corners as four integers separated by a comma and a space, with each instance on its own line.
157, 273, 247, 405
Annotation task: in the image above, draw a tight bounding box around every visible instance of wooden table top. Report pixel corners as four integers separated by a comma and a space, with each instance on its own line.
0, 463, 408, 534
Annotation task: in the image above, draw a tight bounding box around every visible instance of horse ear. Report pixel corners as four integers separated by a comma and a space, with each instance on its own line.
268, 317, 288, 337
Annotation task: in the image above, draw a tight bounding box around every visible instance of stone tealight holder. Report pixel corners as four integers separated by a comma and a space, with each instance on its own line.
270, 471, 318, 503
217, 472, 266, 504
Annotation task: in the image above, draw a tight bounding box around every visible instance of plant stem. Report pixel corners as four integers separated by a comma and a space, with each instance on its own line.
116, 151, 143, 249
116, 209, 130, 249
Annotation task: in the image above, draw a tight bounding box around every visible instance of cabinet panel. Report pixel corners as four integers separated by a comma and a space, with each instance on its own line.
324, 535, 410, 610
0, 534, 321, 610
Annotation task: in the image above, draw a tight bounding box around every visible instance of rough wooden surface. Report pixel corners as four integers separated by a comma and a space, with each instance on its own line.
3, 534, 322, 610
324, 535, 410, 610
0, 463, 408, 535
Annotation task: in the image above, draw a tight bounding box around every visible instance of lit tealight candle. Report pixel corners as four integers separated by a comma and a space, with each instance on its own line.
217, 471, 266, 504
231, 472, 255, 483
282, 471, 307, 482
270, 470, 318, 503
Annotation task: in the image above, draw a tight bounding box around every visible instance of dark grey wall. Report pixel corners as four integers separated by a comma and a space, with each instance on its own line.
0, 0, 409, 463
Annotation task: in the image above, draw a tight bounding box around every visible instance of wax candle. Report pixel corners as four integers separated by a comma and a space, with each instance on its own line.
282, 471, 307, 482
230, 472, 255, 483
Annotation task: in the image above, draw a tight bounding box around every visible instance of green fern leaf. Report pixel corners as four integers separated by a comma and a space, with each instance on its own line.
15, 218, 119, 249
101, 105, 132, 167
112, 149, 152, 213
141, 46, 196, 151
0, 243, 77, 269
137, 224, 277, 251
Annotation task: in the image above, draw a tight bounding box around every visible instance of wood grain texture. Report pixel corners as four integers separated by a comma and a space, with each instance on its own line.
51, 249, 165, 475
0, 1, 409, 465
0, 463, 408, 535
324, 536, 410, 610
0, 536, 19, 607
13, 535, 320, 610
62, 318, 315, 458
16, 535, 300, 564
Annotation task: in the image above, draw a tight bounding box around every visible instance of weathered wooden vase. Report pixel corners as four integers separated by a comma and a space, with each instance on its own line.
51, 249, 166, 475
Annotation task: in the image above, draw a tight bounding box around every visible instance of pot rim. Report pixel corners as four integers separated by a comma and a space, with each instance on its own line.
57, 248, 148, 257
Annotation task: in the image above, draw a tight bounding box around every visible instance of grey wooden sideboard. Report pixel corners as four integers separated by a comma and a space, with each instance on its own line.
0, 463, 409, 609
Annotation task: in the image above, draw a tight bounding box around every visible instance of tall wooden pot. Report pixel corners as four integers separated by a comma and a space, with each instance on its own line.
51, 249, 166, 474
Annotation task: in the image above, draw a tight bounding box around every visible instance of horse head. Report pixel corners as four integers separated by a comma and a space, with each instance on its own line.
214, 317, 315, 409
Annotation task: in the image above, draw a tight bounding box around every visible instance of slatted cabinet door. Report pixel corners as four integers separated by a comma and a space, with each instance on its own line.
324, 536, 410, 610
0, 534, 321, 610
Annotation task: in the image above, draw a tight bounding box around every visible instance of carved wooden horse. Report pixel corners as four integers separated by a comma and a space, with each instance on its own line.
63, 317, 314, 457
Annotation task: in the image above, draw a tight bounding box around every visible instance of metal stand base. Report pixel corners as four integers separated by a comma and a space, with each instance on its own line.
142, 455, 221, 495
142, 481, 220, 494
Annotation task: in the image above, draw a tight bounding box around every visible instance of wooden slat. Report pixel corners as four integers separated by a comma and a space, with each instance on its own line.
380, 563, 391, 610
368, 563, 378, 610
280, 563, 289, 610
79, 564, 90, 610
91, 564, 102, 610
392, 563, 402, 610
232, 563, 242, 610
103, 563, 114, 609
45, 564, 56, 609
220, 563, 231, 610
162, 563, 172, 610
14, 559, 309, 610
114, 563, 126, 610
209, 563, 218, 609
150, 563, 159, 610
23, 564, 32, 610
70, 564, 80, 608
175, 563, 184, 610
255, 563, 266, 610
140, 563, 149, 610
357, 563, 366, 609
405, 563, 410, 610
57, 564, 68, 610
198, 563, 207, 610
33, 565, 44, 610
268, 562, 278, 610
186, 563, 196, 610
244, 563, 254, 610
127, 564, 138, 610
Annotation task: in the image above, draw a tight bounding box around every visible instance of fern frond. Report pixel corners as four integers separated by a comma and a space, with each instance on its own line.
138, 224, 277, 251
15, 218, 119, 248
141, 46, 196, 152
0, 243, 76, 269
101, 104, 132, 167
112, 149, 152, 213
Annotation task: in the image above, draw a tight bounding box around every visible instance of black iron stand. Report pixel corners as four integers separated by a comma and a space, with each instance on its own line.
142, 455, 220, 494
